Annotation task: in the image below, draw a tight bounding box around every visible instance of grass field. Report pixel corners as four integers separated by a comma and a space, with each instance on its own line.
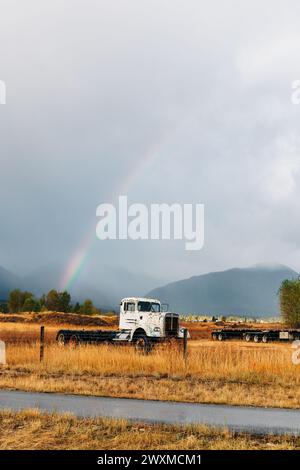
0, 312, 117, 344
0, 317, 300, 408
0, 409, 299, 450
0, 315, 299, 450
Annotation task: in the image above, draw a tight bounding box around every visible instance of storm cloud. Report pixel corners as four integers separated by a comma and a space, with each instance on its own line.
1, 0, 300, 285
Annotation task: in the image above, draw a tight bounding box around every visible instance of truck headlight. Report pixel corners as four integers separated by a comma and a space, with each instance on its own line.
153, 327, 161, 333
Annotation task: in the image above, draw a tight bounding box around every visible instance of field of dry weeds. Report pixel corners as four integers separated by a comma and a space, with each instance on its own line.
1, 409, 299, 450
0, 316, 299, 409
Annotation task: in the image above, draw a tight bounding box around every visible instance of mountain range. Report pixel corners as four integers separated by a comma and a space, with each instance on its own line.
0, 262, 297, 317
147, 263, 298, 317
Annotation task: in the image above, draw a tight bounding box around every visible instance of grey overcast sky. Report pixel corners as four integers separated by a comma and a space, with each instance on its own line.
1, 0, 300, 283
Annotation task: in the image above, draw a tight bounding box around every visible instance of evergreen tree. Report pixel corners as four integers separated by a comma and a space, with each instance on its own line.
58, 291, 71, 312
45, 289, 60, 311
8, 289, 33, 313
23, 296, 37, 312
279, 279, 300, 328
80, 299, 94, 315
73, 302, 81, 313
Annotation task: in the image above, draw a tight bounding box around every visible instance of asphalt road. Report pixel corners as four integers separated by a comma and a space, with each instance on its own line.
0, 390, 300, 435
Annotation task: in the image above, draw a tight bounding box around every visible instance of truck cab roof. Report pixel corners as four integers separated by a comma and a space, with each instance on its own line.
121, 297, 161, 304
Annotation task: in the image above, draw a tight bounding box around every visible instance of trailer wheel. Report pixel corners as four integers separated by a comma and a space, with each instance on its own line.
217, 333, 224, 341
69, 335, 79, 348
245, 334, 251, 342
253, 334, 260, 343
262, 335, 268, 343
57, 333, 66, 346
134, 335, 151, 354
212, 333, 217, 341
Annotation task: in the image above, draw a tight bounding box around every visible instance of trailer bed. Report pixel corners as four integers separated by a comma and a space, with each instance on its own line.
212, 328, 300, 343
56, 329, 117, 345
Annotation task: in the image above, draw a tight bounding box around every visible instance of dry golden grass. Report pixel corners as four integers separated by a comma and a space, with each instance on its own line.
0, 318, 117, 345
0, 311, 117, 325
4, 340, 296, 382
1, 319, 300, 409
0, 338, 300, 408
0, 311, 117, 333
0, 409, 298, 450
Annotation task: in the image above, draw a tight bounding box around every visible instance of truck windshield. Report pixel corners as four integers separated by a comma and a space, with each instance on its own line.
138, 301, 160, 313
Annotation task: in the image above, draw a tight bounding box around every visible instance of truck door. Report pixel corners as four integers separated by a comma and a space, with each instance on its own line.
119, 301, 137, 329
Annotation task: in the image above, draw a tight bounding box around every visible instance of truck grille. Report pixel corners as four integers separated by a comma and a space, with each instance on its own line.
165, 314, 179, 337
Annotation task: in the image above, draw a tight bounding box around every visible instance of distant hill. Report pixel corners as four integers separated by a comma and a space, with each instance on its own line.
0, 261, 298, 316
146, 264, 299, 317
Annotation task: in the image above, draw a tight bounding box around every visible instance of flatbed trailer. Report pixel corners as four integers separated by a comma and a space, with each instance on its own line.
56, 329, 117, 346
211, 328, 300, 343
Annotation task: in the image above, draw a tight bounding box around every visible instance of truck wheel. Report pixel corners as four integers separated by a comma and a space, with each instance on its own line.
134, 335, 151, 354
262, 335, 268, 343
217, 333, 223, 341
212, 333, 217, 341
253, 335, 260, 343
69, 335, 79, 348
245, 334, 251, 342
57, 333, 66, 346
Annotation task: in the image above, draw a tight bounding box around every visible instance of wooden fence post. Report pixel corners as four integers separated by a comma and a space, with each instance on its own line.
40, 326, 45, 362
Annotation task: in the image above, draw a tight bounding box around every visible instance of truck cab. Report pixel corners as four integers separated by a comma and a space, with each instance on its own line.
56, 296, 186, 353
118, 297, 180, 348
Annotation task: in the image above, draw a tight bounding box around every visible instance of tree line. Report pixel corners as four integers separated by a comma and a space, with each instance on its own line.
0, 289, 101, 315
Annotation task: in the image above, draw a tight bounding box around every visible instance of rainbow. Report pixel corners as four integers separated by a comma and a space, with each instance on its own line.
60, 229, 97, 291
60, 124, 181, 292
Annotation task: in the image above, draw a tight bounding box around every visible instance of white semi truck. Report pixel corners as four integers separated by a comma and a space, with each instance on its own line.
56, 297, 187, 352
